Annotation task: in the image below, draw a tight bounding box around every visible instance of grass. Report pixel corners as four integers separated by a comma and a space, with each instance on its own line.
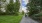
0, 14, 23, 23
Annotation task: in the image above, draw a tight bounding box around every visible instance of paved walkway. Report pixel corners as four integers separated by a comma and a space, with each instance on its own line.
20, 16, 39, 23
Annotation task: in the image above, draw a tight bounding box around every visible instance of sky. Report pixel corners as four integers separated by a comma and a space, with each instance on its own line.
21, 0, 27, 7
21, 0, 28, 12
14, 0, 28, 7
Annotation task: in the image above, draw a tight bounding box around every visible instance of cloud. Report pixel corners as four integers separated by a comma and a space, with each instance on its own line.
22, 6, 27, 12
13, 0, 16, 2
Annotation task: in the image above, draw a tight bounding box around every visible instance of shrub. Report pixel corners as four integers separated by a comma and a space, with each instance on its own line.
31, 12, 42, 21
28, 8, 39, 16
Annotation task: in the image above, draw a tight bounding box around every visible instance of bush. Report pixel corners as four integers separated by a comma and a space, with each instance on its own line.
31, 12, 42, 21
28, 8, 39, 16
22, 11, 24, 15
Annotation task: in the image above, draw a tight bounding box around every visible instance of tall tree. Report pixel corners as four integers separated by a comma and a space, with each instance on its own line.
14, 0, 20, 12
7, 0, 20, 15
10, 0, 13, 3
1, 0, 6, 2
27, 0, 41, 16
14, 0, 20, 15
7, 0, 14, 14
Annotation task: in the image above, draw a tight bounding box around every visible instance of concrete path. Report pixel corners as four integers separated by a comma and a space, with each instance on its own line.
20, 16, 39, 23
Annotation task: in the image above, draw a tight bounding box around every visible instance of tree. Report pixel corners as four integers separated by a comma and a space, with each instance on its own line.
27, 0, 41, 16
6, 0, 14, 14
14, 0, 20, 15
6, 0, 20, 15
0, 0, 20, 15
27, 0, 42, 22
1, 0, 6, 2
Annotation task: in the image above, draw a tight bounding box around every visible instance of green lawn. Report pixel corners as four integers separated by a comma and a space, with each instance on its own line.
0, 15, 23, 23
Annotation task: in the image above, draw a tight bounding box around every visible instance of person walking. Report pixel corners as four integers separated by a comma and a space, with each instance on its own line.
25, 13, 28, 17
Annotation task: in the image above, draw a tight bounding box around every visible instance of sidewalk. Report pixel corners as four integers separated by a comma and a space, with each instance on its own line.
20, 16, 39, 23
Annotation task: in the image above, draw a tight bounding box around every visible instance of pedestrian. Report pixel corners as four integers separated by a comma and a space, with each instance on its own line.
25, 13, 27, 17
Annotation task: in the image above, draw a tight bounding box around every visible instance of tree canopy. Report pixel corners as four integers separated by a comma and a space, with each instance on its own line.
27, 0, 41, 16
0, 0, 20, 15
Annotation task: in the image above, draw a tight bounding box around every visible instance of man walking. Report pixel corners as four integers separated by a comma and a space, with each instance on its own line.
25, 13, 28, 17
